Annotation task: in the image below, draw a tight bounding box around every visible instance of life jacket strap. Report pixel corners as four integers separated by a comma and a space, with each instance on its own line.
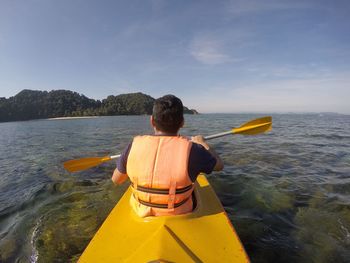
168, 180, 176, 210
131, 183, 193, 195
133, 194, 191, 209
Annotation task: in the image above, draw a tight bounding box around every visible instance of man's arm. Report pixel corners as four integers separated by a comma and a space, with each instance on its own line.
111, 141, 132, 185
191, 135, 224, 171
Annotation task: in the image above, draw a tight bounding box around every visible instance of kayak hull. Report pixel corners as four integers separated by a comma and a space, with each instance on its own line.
79, 174, 250, 262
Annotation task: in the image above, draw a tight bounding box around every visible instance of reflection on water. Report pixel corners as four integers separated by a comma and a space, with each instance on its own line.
0, 114, 349, 262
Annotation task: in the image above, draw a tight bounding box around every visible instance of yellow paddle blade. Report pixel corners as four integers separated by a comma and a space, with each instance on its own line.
232, 116, 272, 135
63, 156, 111, 173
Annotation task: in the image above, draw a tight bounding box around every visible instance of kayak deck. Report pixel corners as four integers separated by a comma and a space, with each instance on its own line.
79, 174, 250, 262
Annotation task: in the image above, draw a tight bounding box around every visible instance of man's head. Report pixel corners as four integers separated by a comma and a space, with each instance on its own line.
151, 95, 184, 134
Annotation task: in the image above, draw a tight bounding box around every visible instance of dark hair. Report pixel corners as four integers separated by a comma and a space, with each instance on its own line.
152, 95, 184, 133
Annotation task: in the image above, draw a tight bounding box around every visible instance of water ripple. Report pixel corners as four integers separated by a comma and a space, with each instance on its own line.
0, 114, 349, 262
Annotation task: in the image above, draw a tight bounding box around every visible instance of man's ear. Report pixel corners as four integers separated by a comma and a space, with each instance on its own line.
150, 115, 156, 128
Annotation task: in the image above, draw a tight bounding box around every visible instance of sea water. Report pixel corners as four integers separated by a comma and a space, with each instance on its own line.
0, 114, 349, 262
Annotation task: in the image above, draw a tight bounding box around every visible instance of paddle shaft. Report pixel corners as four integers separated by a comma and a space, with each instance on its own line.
204, 131, 233, 140
109, 131, 233, 160
110, 154, 121, 160
104, 123, 271, 160
64, 116, 272, 172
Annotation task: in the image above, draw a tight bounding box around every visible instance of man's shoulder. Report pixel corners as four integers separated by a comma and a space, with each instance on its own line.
189, 142, 215, 164
190, 142, 209, 154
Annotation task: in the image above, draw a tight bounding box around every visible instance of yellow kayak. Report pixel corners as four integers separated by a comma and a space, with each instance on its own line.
79, 174, 250, 262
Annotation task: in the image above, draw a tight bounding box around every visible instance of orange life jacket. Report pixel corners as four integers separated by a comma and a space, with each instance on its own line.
126, 135, 194, 217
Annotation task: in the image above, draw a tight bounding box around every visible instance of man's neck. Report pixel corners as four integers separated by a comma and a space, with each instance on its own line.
154, 130, 178, 136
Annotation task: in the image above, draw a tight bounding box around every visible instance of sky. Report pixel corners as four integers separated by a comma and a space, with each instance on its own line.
0, 0, 349, 113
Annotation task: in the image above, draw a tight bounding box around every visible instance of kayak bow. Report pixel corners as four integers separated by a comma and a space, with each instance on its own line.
79, 174, 250, 262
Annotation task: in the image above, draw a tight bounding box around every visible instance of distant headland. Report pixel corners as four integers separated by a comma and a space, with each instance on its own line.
0, 89, 198, 122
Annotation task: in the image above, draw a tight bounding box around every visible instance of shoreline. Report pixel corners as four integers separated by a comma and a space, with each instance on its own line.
47, 116, 100, 120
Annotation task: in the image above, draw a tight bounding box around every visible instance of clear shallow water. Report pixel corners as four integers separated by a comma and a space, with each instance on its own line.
0, 114, 349, 262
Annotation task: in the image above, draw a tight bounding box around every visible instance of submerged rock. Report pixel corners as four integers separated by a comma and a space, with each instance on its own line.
293, 207, 350, 263
33, 181, 126, 262
0, 236, 17, 262
238, 182, 295, 213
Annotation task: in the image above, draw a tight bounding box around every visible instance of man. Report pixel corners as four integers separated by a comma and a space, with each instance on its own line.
112, 95, 223, 217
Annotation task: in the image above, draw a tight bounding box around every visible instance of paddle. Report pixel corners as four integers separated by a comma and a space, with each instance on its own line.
63, 116, 272, 173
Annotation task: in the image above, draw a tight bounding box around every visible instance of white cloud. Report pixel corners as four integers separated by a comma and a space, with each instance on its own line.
189, 36, 232, 65
188, 25, 256, 65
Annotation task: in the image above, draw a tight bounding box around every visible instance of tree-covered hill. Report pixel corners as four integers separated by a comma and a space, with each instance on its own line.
100, 93, 155, 116
0, 90, 198, 122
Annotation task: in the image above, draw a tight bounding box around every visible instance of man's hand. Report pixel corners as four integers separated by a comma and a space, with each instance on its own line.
111, 168, 128, 185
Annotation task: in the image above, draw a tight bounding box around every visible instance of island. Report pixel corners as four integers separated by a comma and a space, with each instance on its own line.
0, 90, 198, 122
